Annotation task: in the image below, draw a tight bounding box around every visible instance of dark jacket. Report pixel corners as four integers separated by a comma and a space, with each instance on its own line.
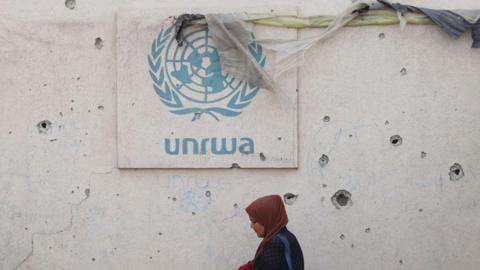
254, 228, 304, 270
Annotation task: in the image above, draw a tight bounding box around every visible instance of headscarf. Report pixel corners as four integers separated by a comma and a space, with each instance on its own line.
245, 195, 288, 263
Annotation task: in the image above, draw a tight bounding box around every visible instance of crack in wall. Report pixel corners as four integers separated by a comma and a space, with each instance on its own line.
13, 168, 114, 270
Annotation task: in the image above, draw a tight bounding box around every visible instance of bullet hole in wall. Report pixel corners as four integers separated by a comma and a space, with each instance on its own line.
283, 193, 299, 206
205, 190, 211, 197
400, 67, 407, 76
385, 120, 389, 125
231, 163, 240, 168
449, 163, 464, 181
331, 190, 352, 209
37, 120, 52, 134
97, 105, 104, 110
421, 151, 427, 159
339, 234, 345, 240
84, 188, 90, 197
192, 212, 196, 216
259, 152, 266, 161
65, 0, 75, 9
323, 115, 330, 122
192, 112, 202, 121
365, 228, 371, 233
390, 135, 402, 146
233, 203, 238, 208
95, 37, 104, 49
335, 193, 349, 206
378, 33, 385, 39
318, 154, 329, 167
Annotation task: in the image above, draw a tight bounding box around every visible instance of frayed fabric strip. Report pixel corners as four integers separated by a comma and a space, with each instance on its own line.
378, 0, 480, 48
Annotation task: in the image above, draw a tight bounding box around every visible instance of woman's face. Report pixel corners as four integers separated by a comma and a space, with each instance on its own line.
250, 218, 266, 238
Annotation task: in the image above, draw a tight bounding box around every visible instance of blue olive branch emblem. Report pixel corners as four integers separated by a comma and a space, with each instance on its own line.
147, 26, 266, 121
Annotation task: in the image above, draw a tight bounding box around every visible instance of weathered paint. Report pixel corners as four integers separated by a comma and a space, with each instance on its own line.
1, 0, 480, 270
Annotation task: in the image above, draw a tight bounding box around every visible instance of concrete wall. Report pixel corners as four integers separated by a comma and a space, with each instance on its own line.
1, 0, 480, 269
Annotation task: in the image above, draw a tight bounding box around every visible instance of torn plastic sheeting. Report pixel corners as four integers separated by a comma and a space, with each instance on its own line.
453, 10, 480, 24
204, 2, 370, 90
205, 14, 277, 91
173, 1, 480, 90
257, 2, 369, 78
378, 0, 480, 48
174, 14, 205, 46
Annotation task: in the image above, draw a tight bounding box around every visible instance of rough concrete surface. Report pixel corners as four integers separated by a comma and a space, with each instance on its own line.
1, 0, 480, 269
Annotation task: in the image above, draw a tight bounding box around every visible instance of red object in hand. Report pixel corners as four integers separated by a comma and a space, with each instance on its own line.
238, 261, 253, 270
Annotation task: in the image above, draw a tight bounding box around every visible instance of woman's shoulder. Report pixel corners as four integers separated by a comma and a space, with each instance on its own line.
279, 228, 299, 241
261, 228, 301, 256
264, 235, 284, 251
255, 236, 287, 269
261, 229, 295, 256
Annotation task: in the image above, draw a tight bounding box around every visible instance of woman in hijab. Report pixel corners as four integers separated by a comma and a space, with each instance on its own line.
238, 195, 304, 270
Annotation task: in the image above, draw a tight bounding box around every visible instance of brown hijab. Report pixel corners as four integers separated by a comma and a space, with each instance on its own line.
245, 195, 288, 263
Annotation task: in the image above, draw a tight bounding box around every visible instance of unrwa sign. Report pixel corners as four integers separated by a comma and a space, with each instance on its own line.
116, 10, 298, 168
150, 25, 259, 156
165, 137, 254, 155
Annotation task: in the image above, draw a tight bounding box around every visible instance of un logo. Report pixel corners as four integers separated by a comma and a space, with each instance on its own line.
148, 26, 266, 121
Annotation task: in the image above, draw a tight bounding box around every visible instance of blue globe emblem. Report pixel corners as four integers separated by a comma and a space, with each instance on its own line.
148, 26, 266, 121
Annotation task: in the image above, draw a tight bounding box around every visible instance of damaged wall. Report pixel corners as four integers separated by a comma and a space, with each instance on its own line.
1, 0, 480, 269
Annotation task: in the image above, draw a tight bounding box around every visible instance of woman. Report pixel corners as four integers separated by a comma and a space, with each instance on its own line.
239, 195, 304, 270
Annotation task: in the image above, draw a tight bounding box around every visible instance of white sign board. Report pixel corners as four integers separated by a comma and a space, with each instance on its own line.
116, 7, 298, 168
